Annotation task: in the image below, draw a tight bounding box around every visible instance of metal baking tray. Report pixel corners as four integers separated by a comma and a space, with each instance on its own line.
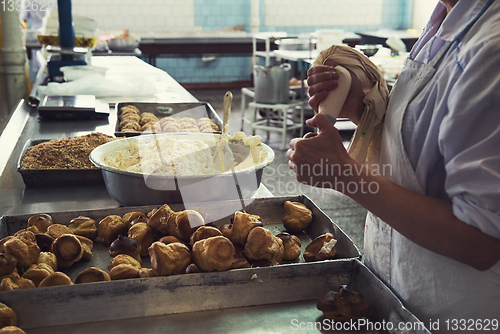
0, 260, 430, 333
114, 102, 223, 137
0, 196, 432, 332
16, 139, 104, 188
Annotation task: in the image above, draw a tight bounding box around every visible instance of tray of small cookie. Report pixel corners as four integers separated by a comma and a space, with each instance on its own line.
114, 102, 223, 137
0, 196, 431, 333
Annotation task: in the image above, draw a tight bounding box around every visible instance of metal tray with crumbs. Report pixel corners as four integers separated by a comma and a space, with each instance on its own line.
17, 139, 104, 188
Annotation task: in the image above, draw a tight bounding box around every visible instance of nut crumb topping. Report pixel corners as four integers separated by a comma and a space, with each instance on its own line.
20, 133, 115, 170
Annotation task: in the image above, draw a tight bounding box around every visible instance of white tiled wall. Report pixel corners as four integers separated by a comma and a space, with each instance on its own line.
265, 0, 383, 27
71, 0, 196, 32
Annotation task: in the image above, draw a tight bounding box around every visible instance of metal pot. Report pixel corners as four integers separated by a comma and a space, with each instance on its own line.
89, 133, 275, 207
253, 63, 291, 104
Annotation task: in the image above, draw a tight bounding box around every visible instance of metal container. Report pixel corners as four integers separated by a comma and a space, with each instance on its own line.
89, 133, 275, 206
275, 37, 316, 51
253, 63, 291, 104
107, 37, 140, 52
17, 139, 104, 188
0, 197, 430, 333
115, 102, 222, 137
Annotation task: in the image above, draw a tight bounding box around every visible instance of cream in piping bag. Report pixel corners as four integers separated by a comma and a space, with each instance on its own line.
318, 65, 351, 124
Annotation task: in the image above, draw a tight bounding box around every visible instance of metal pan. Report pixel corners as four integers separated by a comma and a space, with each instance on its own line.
16, 139, 104, 188
115, 102, 222, 137
0, 196, 430, 333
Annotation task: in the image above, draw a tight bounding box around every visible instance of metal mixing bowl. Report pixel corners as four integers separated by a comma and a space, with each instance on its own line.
107, 37, 140, 52
89, 133, 275, 207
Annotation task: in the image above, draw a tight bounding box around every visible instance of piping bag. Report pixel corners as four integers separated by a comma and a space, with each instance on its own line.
310, 45, 389, 165
317, 65, 351, 124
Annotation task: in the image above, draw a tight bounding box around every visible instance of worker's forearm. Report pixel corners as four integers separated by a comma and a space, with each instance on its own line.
340, 166, 500, 270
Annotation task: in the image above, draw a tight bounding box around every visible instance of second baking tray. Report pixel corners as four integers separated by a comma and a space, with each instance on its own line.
115, 102, 222, 137
16, 139, 104, 188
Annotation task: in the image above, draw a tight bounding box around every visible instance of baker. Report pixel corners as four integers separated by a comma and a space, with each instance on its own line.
287, 0, 500, 330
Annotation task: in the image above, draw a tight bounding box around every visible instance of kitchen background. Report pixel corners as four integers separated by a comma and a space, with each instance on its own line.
62, 0, 436, 85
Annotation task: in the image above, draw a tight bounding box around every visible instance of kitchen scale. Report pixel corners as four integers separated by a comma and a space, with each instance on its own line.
38, 95, 109, 119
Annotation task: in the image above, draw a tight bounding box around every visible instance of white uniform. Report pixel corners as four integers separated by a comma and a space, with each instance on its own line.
364, 0, 500, 332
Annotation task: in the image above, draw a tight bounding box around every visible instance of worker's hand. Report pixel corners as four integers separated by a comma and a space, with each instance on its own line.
287, 113, 355, 188
307, 62, 365, 125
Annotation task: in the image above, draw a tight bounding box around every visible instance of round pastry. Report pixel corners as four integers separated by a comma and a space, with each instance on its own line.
276, 232, 302, 260
0, 272, 35, 291
38, 271, 73, 287
123, 212, 147, 228
316, 286, 370, 321
162, 123, 180, 133
97, 215, 129, 246
192, 236, 235, 272
149, 241, 191, 276
0, 303, 17, 328
185, 263, 201, 274
189, 226, 222, 246
158, 235, 185, 246
21, 263, 54, 286
109, 264, 139, 280
147, 204, 174, 235
230, 211, 263, 246
108, 254, 142, 272
244, 227, 283, 264
250, 259, 275, 267
168, 210, 204, 241
50, 234, 83, 268
4, 230, 40, 269
120, 122, 140, 131
27, 213, 54, 234
109, 235, 141, 262
36, 251, 57, 271
282, 201, 313, 233
0, 236, 14, 253
68, 216, 98, 240
120, 113, 140, 122
75, 267, 111, 284
128, 223, 154, 257
0, 254, 17, 277
46, 224, 73, 239
219, 224, 233, 239
34, 233, 54, 252
303, 233, 337, 262
138, 268, 156, 278
179, 117, 197, 125
0, 326, 27, 333
120, 105, 139, 114
231, 256, 251, 269
75, 235, 93, 261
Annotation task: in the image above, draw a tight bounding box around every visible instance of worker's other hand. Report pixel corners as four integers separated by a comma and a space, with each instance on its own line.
307, 62, 365, 124
287, 113, 354, 188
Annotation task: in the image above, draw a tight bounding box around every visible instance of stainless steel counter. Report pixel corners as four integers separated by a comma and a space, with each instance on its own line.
0, 56, 274, 217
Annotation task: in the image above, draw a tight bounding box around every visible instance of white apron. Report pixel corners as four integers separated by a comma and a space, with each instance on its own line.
363, 4, 500, 332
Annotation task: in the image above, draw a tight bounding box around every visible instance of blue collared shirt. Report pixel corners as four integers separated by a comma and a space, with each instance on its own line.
401, 0, 500, 240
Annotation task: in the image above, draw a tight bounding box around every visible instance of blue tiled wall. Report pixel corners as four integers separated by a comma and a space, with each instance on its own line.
159, 0, 415, 84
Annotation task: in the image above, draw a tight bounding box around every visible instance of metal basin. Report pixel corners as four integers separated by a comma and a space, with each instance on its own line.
107, 37, 140, 52
89, 133, 275, 207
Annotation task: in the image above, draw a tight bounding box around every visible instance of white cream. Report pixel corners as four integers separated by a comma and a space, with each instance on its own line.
319, 238, 337, 254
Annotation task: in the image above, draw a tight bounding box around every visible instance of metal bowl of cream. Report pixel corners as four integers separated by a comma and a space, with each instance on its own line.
90, 132, 275, 208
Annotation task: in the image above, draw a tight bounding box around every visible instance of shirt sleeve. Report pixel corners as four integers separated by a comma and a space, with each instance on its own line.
439, 39, 500, 240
